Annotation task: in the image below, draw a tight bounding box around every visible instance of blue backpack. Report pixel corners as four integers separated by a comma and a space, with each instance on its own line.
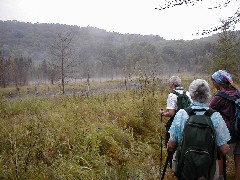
216, 89, 240, 139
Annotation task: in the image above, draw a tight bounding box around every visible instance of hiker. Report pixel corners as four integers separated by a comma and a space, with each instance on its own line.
159, 75, 192, 146
210, 70, 240, 180
167, 79, 230, 179
159, 76, 192, 178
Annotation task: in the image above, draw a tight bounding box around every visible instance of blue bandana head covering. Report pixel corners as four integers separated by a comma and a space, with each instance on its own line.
211, 70, 233, 85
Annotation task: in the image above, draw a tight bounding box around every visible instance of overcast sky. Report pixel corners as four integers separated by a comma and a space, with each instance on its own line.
0, 0, 239, 40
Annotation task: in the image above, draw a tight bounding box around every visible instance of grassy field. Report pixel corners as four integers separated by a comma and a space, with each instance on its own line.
0, 75, 237, 179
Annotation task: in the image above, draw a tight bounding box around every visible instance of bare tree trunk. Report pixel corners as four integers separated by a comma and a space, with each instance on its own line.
50, 32, 73, 94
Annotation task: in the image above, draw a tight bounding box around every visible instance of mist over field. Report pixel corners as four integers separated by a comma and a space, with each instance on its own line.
0, 20, 233, 86
1, 0, 240, 179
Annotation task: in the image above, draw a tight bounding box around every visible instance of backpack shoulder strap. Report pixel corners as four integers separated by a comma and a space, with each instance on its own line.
204, 108, 216, 117
184, 107, 211, 116
216, 91, 236, 103
236, 88, 240, 96
172, 90, 180, 96
172, 90, 187, 96
184, 107, 193, 116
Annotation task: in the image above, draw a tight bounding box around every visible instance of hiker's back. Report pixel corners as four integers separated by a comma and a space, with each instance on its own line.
176, 108, 217, 180
210, 70, 240, 180
168, 79, 231, 180
210, 89, 240, 142
165, 88, 191, 145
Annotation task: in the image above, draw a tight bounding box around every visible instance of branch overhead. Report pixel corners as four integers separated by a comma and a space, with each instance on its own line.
155, 0, 240, 36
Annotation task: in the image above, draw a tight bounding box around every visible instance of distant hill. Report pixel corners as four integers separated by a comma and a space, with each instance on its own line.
0, 20, 166, 61
0, 20, 234, 79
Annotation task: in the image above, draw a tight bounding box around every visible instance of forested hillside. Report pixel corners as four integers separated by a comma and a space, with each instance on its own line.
0, 20, 239, 86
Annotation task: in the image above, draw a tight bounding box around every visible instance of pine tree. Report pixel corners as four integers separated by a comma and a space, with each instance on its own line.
212, 21, 239, 81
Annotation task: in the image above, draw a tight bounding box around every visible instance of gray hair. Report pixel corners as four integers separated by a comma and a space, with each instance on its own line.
189, 79, 211, 103
168, 76, 181, 87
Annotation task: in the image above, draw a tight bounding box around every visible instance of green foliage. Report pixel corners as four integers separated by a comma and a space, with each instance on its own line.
0, 88, 163, 179
0, 96, 7, 119
0, 77, 236, 179
2, 20, 238, 86
212, 24, 239, 82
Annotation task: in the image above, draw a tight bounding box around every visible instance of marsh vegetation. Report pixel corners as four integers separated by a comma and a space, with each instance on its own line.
0, 75, 237, 179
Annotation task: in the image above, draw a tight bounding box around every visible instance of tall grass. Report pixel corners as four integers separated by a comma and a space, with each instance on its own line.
0, 75, 237, 179
0, 86, 167, 179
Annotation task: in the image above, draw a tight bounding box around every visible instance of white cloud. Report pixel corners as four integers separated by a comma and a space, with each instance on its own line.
0, 0, 239, 40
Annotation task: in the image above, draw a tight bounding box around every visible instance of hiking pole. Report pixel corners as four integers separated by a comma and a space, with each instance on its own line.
159, 109, 163, 177
161, 150, 172, 180
223, 155, 227, 180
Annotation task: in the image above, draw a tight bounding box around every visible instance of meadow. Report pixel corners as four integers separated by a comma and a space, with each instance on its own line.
0, 75, 236, 179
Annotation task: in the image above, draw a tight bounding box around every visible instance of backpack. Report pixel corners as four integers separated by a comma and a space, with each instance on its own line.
216, 89, 240, 139
165, 90, 191, 145
175, 108, 217, 180
172, 90, 191, 112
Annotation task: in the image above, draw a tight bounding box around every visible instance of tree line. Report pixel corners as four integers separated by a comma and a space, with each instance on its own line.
0, 20, 239, 90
